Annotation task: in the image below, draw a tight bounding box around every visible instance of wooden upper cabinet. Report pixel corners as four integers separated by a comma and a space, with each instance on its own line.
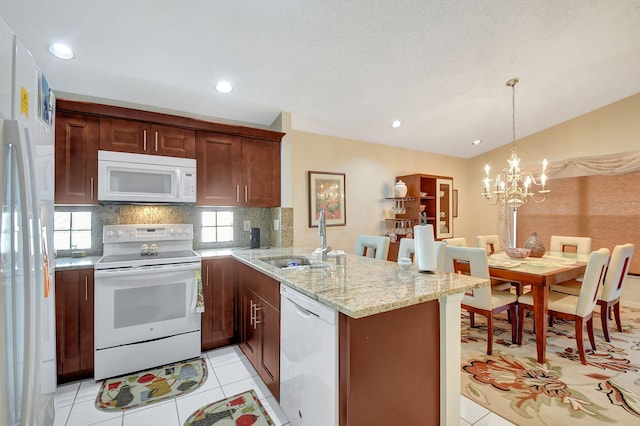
196, 132, 242, 206
54, 112, 99, 205
196, 132, 280, 207
100, 118, 195, 158
242, 138, 281, 208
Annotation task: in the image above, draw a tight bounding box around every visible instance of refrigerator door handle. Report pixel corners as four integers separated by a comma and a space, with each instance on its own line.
1, 119, 41, 426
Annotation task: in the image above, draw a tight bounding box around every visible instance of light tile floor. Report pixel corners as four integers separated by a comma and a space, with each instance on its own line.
54, 345, 513, 426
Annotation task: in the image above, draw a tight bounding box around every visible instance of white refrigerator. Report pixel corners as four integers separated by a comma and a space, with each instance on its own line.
1, 16, 57, 426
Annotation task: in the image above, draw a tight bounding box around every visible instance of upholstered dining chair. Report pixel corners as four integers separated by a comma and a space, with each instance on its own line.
475, 234, 515, 292
476, 235, 502, 254
551, 243, 635, 342
443, 237, 467, 247
443, 246, 517, 355
517, 248, 610, 365
398, 238, 415, 260
354, 235, 390, 260
550, 235, 592, 254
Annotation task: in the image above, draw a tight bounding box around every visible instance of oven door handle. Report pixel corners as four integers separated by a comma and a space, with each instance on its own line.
94, 262, 201, 278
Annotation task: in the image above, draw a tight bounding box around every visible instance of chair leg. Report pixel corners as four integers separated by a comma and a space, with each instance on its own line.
548, 314, 554, 327
470, 312, 475, 328
486, 313, 494, 355
600, 302, 611, 342
517, 305, 526, 346
575, 317, 587, 365
613, 302, 623, 332
510, 304, 517, 344
587, 317, 596, 351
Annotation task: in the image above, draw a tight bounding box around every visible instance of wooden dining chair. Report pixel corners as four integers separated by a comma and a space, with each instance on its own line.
517, 248, 610, 365
354, 235, 390, 260
444, 246, 517, 355
443, 237, 467, 247
549, 236, 592, 254
552, 243, 635, 342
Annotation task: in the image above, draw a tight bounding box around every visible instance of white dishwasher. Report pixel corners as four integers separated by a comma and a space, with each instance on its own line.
280, 284, 338, 426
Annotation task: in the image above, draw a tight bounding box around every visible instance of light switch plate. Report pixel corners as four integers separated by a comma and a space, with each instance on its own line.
244, 220, 251, 231
274, 219, 280, 230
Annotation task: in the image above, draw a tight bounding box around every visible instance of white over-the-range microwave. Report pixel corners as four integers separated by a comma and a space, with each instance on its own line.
98, 150, 196, 203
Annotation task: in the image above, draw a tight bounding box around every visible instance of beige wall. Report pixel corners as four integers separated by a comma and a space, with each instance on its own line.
276, 92, 639, 255
286, 130, 472, 253
466, 92, 640, 244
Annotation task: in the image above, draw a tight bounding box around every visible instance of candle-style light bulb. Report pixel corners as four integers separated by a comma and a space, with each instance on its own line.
484, 164, 491, 177
542, 158, 548, 172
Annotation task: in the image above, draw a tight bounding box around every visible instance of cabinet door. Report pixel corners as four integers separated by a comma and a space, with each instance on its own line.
99, 118, 150, 154
241, 138, 281, 207
201, 258, 236, 351
258, 301, 280, 400
150, 124, 195, 158
239, 287, 260, 365
195, 131, 242, 206
54, 112, 99, 204
55, 268, 94, 383
435, 178, 453, 239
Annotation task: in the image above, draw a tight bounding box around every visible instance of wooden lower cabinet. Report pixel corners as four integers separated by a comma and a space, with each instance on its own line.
201, 258, 237, 351
55, 268, 94, 383
237, 262, 280, 400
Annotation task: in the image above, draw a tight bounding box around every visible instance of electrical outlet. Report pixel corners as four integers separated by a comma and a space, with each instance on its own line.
274, 219, 280, 230
243, 220, 251, 231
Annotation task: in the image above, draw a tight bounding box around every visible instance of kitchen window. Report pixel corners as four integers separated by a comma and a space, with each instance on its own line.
54, 210, 92, 254
201, 210, 233, 243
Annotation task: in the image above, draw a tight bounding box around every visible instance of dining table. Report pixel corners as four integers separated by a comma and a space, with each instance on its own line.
487, 251, 590, 363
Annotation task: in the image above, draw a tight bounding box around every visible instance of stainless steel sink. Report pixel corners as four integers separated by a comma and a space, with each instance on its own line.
259, 256, 314, 268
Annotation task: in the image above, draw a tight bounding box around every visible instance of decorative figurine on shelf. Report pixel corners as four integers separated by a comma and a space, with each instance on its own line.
394, 180, 408, 197
524, 232, 545, 257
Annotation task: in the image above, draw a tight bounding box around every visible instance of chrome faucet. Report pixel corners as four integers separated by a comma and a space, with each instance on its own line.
318, 208, 331, 261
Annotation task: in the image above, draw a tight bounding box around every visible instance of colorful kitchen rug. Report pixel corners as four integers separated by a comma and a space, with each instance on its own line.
460, 306, 640, 425
96, 357, 207, 411
183, 389, 274, 426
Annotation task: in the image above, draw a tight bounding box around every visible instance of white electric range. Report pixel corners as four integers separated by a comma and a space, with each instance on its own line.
93, 224, 202, 380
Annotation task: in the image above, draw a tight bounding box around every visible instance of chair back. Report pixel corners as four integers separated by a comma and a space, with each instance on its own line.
600, 243, 635, 303
443, 237, 467, 247
550, 235, 592, 254
355, 235, 390, 260
444, 246, 491, 305
434, 242, 446, 271
476, 235, 501, 254
576, 248, 610, 317
397, 238, 415, 260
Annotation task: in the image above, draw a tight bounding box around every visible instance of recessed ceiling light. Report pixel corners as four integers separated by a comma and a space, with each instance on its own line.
472, 139, 482, 145
391, 120, 402, 128
48, 43, 74, 60
215, 81, 233, 94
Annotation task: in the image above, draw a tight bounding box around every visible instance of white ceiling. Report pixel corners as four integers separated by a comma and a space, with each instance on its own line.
2, 1, 640, 159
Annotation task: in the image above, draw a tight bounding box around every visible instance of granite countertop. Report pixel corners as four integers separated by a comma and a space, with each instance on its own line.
232, 247, 489, 319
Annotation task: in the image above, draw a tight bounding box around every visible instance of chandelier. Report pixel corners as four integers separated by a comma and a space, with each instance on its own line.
481, 78, 549, 209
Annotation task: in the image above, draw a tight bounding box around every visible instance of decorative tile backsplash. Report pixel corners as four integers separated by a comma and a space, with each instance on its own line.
71, 204, 293, 255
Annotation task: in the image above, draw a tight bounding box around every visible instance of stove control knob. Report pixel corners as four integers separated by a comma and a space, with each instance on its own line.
170, 228, 175, 235
106, 230, 114, 237
117, 230, 123, 237
184, 228, 191, 235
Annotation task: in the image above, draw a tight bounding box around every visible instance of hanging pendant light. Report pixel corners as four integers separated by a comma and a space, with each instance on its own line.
481, 78, 549, 208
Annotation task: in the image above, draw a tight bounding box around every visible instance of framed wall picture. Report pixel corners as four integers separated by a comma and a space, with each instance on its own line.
308, 171, 346, 227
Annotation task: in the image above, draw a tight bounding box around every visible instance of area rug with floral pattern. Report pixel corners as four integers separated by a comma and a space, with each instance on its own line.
96, 357, 207, 411
183, 389, 274, 426
460, 306, 640, 425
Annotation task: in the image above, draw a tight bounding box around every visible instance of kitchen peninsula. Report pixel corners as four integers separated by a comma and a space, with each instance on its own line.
233, 247, 489, 426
